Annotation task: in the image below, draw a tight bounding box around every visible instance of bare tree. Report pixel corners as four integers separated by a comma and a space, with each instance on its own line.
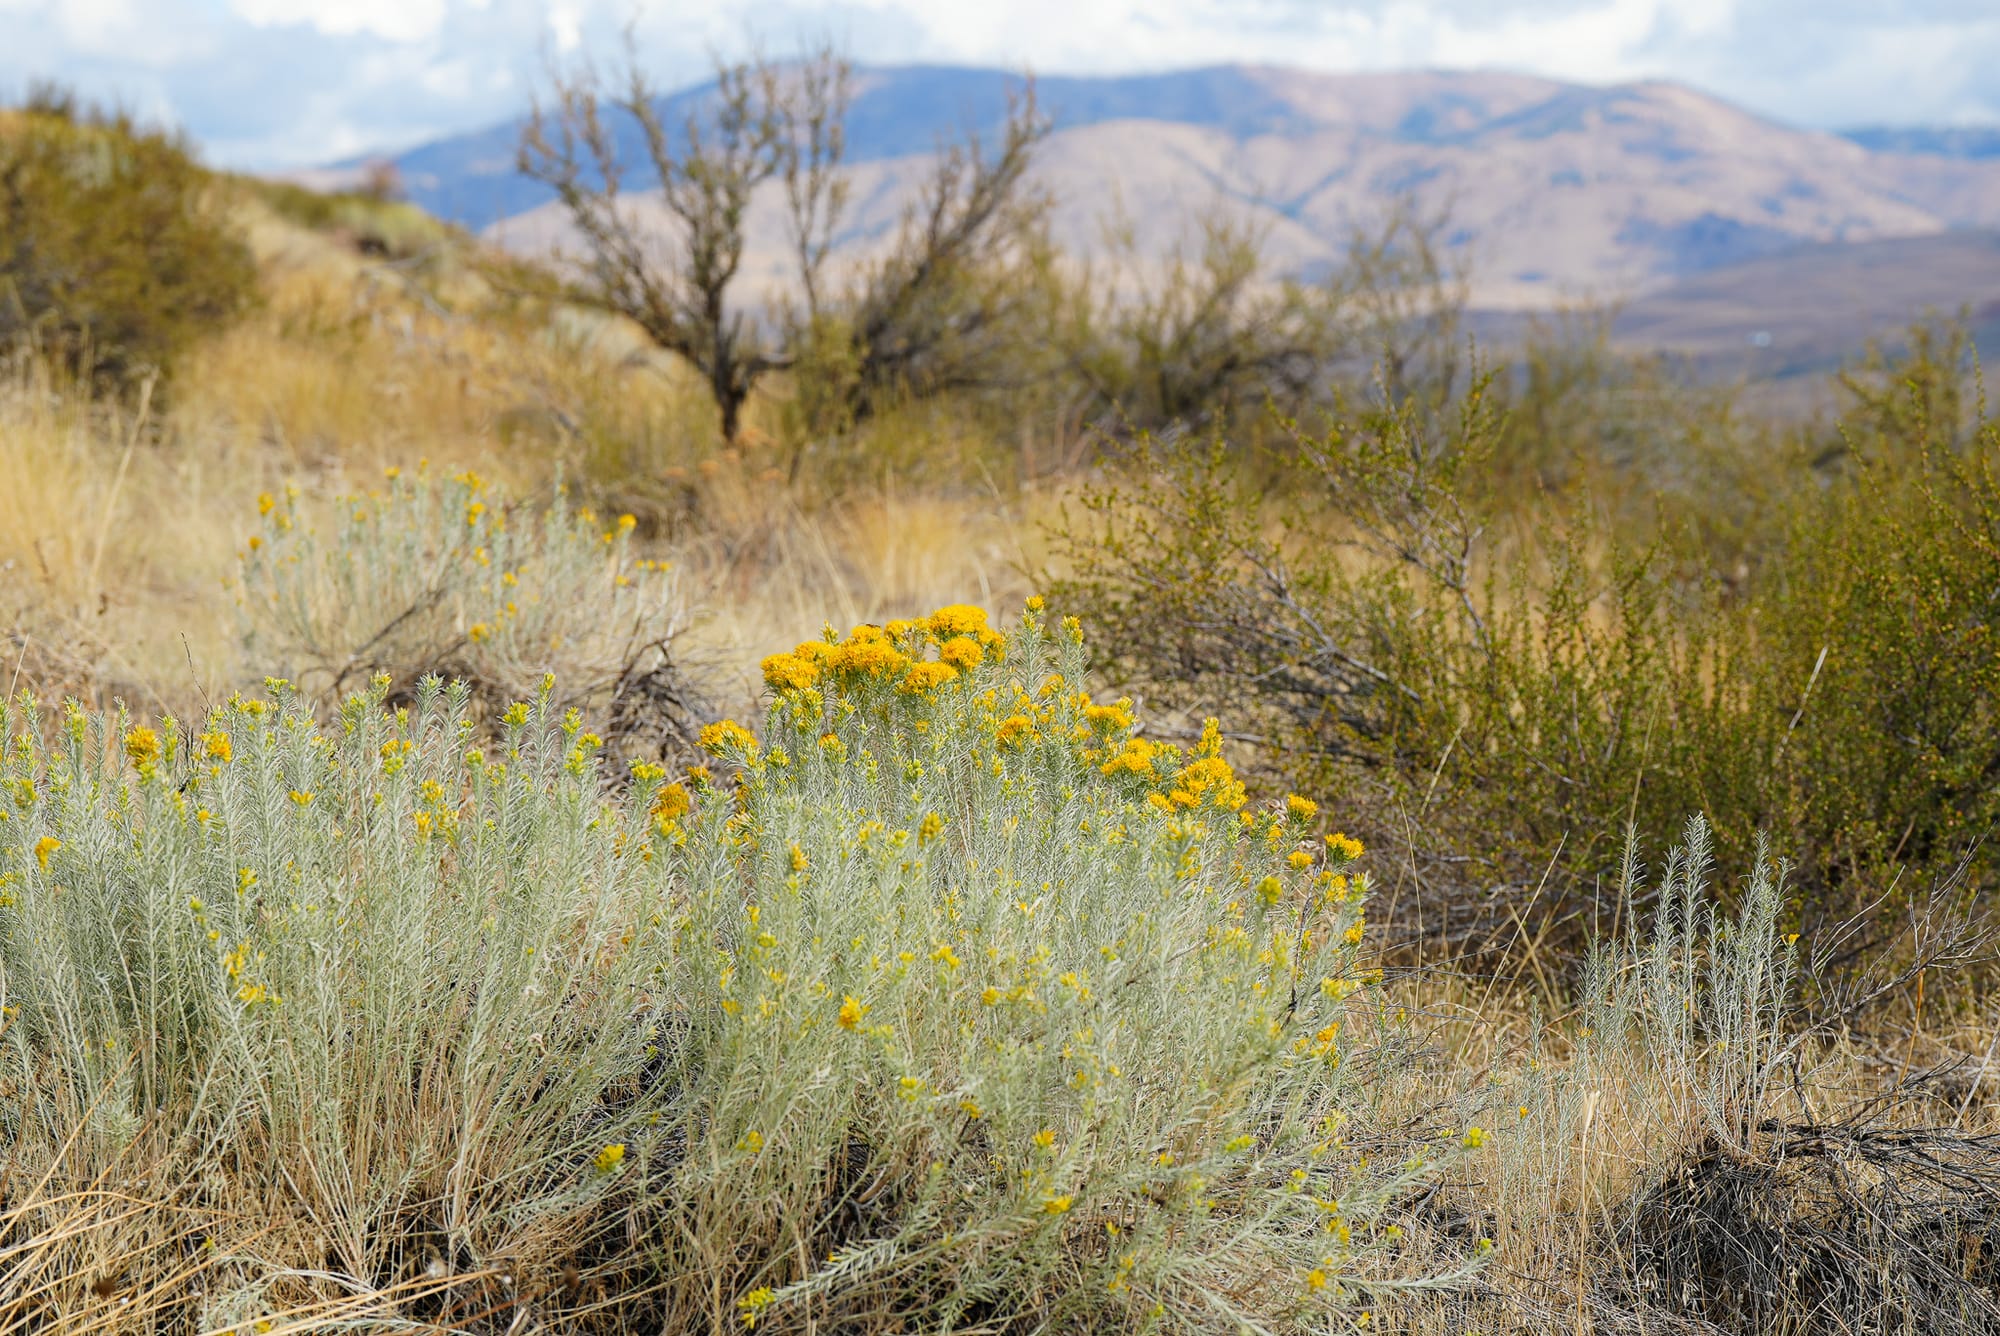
520, 43, 810, 443
521, 45, 1050, 446
771, 54, 851, 325
845, 84, 1052, 417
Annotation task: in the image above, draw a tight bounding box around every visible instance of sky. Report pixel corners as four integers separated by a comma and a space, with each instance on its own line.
2, 0, 1998, 169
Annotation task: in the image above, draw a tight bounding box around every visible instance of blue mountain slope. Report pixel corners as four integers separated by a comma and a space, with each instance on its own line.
380, 64, 1313, 228
1840, 127, 2000, 161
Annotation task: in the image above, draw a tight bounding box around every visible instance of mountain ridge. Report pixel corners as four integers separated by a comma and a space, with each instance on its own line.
322, 63, 2000, 312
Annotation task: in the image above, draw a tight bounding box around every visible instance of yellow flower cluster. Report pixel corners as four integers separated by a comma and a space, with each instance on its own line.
902, 661, 960, 694
831, 638, 908, 681
699, 720, 758, 756
1100, 736, 1161, 779
939, 635, 985, 671
125, 726, 160, 771
760, 652, 820, 692
650, 782, 691, 825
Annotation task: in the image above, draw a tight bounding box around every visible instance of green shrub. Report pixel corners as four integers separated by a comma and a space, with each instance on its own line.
239, 175, 453, 261
0, 94, 255, 385
0, 603, 1479, 1331
1052, 331, 2000, 951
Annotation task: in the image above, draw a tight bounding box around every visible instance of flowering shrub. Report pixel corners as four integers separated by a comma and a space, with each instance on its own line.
235, 467, 687, 725
0, 604, 1476, 1331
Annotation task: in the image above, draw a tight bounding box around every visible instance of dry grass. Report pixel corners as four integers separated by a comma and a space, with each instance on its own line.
3, 201, 1051, 727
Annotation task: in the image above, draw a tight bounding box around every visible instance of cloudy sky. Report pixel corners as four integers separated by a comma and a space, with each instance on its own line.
3, 0, 1997, 169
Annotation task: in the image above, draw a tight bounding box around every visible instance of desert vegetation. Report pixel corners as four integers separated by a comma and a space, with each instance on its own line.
2, 77, 1999, 1335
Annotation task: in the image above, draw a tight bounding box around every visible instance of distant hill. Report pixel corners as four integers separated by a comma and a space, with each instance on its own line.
333, 64, 2000, 313
1840, 127, 2000, 161
1601, 228, 2000, 389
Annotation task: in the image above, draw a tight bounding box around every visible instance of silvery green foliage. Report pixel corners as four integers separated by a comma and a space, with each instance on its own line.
235, 470, 684, 717
0, 607, 1478, 1332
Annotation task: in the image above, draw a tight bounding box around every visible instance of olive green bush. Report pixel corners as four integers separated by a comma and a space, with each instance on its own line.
0, 602, 1481, 1333
0, 92, 255, 385
1053, 330, 2000, 951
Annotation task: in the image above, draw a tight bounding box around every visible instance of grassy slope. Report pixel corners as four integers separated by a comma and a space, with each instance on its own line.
3, 191, 1048, 722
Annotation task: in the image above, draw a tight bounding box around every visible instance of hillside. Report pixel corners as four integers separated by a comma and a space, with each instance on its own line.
342, 63, 2000, 311
1609, 228, 2000, 379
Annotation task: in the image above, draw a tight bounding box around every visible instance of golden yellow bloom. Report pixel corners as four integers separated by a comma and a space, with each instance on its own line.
902, 661, 960, 694
1305, 1268, 1327, 1292
1173, 755, 1247, 812
1083, 701, 1132, 732
789, 843, 809, 873
918, 812, 944, 844
593, 1142, 627, 1174
288, 789, 314, 807
1326, 832, 1365, 861
1026, 595, 1046, 612
995, 715, 1034, 748
738, 1129, 764, 1153
202, 731, 232, 762
837, 995, 869, 1029
829, 638, 910, 682
928, 604, 990, 638
939, 635, 985, 671
699, 720, 757, 755
124, 726, 160, 769
257, 492, 275, 516
1287, 850, 1315, 871
1041, 1193, 1072, 1215
737, 1287, 776, 1327
1032, 1128, 1057, 1150
1285, 793, 1319, 821
650, 782, 691, 823
931, 943, 961, 970
617, 513, 637, 533
761, 652, 820, 692
1462, 1126, 1487, 1150
33, 836, 60, 870
1100, 737, 1161, 779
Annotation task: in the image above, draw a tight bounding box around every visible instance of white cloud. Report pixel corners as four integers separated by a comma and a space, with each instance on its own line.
1, 0, 1995, 168
230, 0, 451, 43
549, 0, 583, 52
